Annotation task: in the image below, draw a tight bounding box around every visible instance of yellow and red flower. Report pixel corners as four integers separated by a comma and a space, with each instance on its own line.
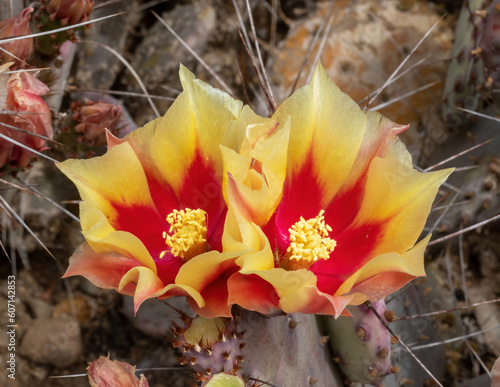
60, 63, 452, 319
224, 64, 452, 317
58, 66, 247, 317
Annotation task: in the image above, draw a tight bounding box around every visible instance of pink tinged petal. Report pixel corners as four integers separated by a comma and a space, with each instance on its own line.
345, 235, 430, 301
189, 271, 236, 318
62, 243, 140, 292
278, 286, 357, 317
105, 129, 124, 148
227, 273, 281, 315
253, 268, 355, 317
118, 266, 192, 315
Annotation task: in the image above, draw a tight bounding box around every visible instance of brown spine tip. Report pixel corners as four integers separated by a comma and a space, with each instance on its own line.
320, 335, 329, 346
356, 327, 366, 340
384, 310, 396, 322
391, 366, 400, 374
308, 377, 318, 385
377, 347, 388, 359
368, 366, 378, 378
288, 320, 298, 329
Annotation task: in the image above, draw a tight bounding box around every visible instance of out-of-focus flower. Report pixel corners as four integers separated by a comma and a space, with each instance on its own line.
34, 0, 94, 55
0, 66, 53, 170
58, 66, 247, 318
71, 100, 122, 146
224, 64, 453, 317
87, 356, 149, 387
492, 356, 500, 387
42, 0, 94, 26
0, 8, 34, 69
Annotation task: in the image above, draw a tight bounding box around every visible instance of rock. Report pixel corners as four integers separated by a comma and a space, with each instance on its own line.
19, 317, 83, 368
121, 295, 193, 338
26, 297, 52, 319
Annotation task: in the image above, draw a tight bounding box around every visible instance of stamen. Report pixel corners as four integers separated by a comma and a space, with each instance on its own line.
160, 208, 208, 261
285, 210, 336, 267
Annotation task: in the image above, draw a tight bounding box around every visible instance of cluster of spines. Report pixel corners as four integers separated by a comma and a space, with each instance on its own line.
169, 309, 247, 384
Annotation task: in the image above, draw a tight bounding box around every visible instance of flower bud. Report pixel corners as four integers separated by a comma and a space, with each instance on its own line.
0, 70, 53, 170
87, 356, 149, 387
42, 0, 94, 26
72, 101, 121, 146
0, 8, 34, 68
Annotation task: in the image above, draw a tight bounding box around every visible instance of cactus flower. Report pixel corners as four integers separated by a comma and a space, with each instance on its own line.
224, 64, 453, 317
0, 7, 34, 69
0, 67, 53, 170
58, 66, 247, 317
72, 100, 122, 146
87, 356, 149, 387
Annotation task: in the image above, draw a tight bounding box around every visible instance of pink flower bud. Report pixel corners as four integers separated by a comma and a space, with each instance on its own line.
0, 71, 53, 169
87, 356, 149, 387
0, 8, 34, 69
43, 0, 94, 26
72, 101, 121, 146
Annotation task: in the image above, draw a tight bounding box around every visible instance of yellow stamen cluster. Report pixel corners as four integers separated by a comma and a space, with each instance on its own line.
160, 208, 208, 261
286, 210, 336, 263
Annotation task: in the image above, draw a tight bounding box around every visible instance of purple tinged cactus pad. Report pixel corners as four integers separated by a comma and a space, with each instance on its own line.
170, 313, 246, 382
324, 300, 394, 385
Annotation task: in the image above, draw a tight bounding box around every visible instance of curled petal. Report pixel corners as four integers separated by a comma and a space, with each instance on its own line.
222, 107, 290, 226
63, 243, 139, 292
118, 266, 206, 315
80, 204, 156, 271
175, 250, 241, 317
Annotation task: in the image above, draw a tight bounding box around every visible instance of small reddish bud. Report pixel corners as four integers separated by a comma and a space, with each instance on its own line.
87, 355, 149, 387
0, 7, 34, 68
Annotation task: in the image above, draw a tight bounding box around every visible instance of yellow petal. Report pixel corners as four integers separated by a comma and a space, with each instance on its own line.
353, 157, 452, 256
222, 208, 274, 271
80, 204, 156, 271
150, 65, 243, 193
271, 63, 367, 206
222, 112, 290, 226
57, 142, 156, 223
